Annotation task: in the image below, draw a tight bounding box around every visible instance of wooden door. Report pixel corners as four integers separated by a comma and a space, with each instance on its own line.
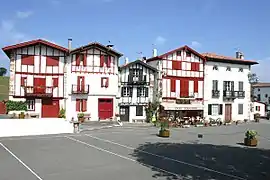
41, 99, 59, 118
120, 106, 129, 122
225, 104, 232, 122
98, 98, 113, 120
77, 76, 85, 92
34, 78, 46, 94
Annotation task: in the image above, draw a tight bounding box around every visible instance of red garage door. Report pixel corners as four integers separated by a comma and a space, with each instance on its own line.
42, 99, 59, 118
98, 98, 113, 120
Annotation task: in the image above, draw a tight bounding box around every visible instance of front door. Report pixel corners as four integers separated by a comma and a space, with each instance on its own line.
120, 106, 129, 122
98, 98, 113, 120
225, 104, 232, 123
41, 99, 59, 118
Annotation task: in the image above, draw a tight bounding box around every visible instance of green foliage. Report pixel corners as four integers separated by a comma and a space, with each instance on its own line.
245, 130, 257, 140
58, 108, 66, 118
145, 101, 160, 123
77, 112, 84, 118
159, 117, 169, 131
6, 100, 27, 113
0, 76, 9, 101
0, 67, 7, 76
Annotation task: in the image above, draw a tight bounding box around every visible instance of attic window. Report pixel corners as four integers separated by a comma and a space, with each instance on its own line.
239, 68, 243, 72
176, 51, 181, 56
186, 51, 191, 57
213, 65, 218, 70
226, 66, 231, 71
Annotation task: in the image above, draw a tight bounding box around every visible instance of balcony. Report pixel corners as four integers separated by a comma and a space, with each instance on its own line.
71, 85, 89, 94
24, 86, 53, 97
127, 76, 148, 85
223, 90, 236, 99
212, 90, 220, 98
235, 91, 245, 98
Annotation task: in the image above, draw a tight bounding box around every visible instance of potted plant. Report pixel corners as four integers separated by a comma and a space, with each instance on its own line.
77, 113, 85, 123
209, 118, 218, 126
244, 130, 258, 146
58, 108, 66, 118
254, 113, 260, 122
195, 121, 204, 127
158, 117, 170, 138
25, 113, 30, 119
19, 112, 25, 119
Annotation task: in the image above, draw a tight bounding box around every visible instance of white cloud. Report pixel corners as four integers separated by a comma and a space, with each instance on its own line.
252, 57, 270, 82
16, 11, 33, 19
154, 36, 167, 45
191, 41, 202, 48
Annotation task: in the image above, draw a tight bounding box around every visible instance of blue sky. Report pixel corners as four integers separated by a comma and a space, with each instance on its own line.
0, 0, 269, 81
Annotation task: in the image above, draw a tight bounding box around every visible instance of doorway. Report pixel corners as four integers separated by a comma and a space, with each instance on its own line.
225, 104, 232, 122
120, 106, 129, 122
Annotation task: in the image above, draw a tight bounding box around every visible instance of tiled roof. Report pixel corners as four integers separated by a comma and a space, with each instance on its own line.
202, 53, 258, 64
252, 83, 270, 87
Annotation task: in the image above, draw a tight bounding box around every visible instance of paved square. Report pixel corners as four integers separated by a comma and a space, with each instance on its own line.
0, 122, 270, 180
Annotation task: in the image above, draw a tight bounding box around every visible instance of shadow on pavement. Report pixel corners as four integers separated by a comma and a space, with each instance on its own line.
132, 142, 270, 180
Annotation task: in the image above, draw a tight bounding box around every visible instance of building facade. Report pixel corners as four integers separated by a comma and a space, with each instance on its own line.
203, 52, 258, 122
2, 39, 68, 118
119, 59, 157, 122
253, 83, 270, 104
146, 46, 205, 120
65, 41, 123, 121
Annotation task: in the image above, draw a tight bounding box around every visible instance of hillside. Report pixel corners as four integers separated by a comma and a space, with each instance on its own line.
0, 76, 9, 101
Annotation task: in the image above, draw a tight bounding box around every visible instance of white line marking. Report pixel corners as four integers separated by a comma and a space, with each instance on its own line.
65, 136, 181, 179
0, 142, 43, 180
85, 134, 247, 180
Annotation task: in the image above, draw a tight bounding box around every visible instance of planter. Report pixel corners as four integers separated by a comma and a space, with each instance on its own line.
159, 129, 170, 138
19, 114, 25, 119
244, 138, 257, 147
79, 117, 85, 123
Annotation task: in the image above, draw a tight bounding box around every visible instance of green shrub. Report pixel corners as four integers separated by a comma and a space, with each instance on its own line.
5, 100, 27, 113
245, 130, 257, 140
58, 108, 66, 118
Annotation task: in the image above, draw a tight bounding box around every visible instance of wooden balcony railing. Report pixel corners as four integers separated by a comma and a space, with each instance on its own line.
71, 85, 89, 94
24, 86, 53, 97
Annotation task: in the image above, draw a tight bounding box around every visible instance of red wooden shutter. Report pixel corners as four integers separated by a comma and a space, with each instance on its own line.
53, 78, 58, 87
46, 56, 59, 66
178, 61, 182, 70
107, 56, 111, 68
171, 79, 176, 92
191, 63, 195, 71
21, 55, 34, 65
76, 54, 80, 66
172, 61, 177, 70
77, 77, 81, 92
82, 99, 87, 112
76, 99, 80, 111
81, 76, 85, 91
83, 54, 87, 66
100, 55, 104, 67
101, 78, 103, 87
194, 80, 198, 93
21, 77, 26, 86
185, 80, 189, 97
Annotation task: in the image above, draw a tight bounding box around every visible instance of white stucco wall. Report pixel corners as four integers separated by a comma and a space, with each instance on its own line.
253, 87, 270, 104
204, 61, 251, 121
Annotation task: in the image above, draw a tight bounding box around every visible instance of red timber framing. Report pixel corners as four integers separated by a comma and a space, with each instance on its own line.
2, 39, 68, 99
70, 42, 123, 75
147, 45, 205, 101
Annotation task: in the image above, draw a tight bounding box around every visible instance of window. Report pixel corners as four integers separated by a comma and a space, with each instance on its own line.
100, 55, 111, 67
226, 66, 231, 71
265, 94, 268, 98
213, 65, 218, 70
101, 77, 109, 88
238, 81, 243, 91
121, 87, 132, 97
257, 94, 261, 101
258, 88, 260, 91
136, 106, 143, 116
212, 80, 218, 90
21, 77, 27, 86
26, 99, 35, 111
186, 51, 191, 57
223, 81, 234, 91
176, 51, 181, 56
268, 97, 270, 104
76, 99, 87, 112
238, 104, 243, 115
208, 104, 222, 116
255, 106, 260, 111
133, 69, 140, 77
239, 68, 243, 72
137, 87, 149, 97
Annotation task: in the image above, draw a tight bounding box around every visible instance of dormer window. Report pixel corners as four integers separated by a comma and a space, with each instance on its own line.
226, 66, 231, 71
239, 68, 243, 72
213, 65, 218, 70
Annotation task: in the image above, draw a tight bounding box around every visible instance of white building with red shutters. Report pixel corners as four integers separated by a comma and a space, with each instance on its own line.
2, 39, 68, 118
65, 40, 123, 121
146, 46, 205, 119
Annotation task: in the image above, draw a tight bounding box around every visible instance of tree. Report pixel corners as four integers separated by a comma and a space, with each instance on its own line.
0, 67, 7, 76
248, 73, 259, 101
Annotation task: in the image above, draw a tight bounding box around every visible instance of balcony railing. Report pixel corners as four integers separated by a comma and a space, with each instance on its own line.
24, 86, 53, 97
235, 91, 245, 98
223, 90, 236, 99
212, 90, 220, 98
71, 85, 89, 94
127, 76, 148, 85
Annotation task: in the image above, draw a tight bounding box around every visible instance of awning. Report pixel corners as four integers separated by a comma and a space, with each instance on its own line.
161, 102, 203, 111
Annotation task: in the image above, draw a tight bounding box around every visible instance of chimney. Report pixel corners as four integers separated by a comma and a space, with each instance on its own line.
107, 41, 114, 49
236, 51, 244, 59
142, 57, 147, 63
125, 57, 129, 64
68, 38, 72, 50
153, 48, 158, 57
